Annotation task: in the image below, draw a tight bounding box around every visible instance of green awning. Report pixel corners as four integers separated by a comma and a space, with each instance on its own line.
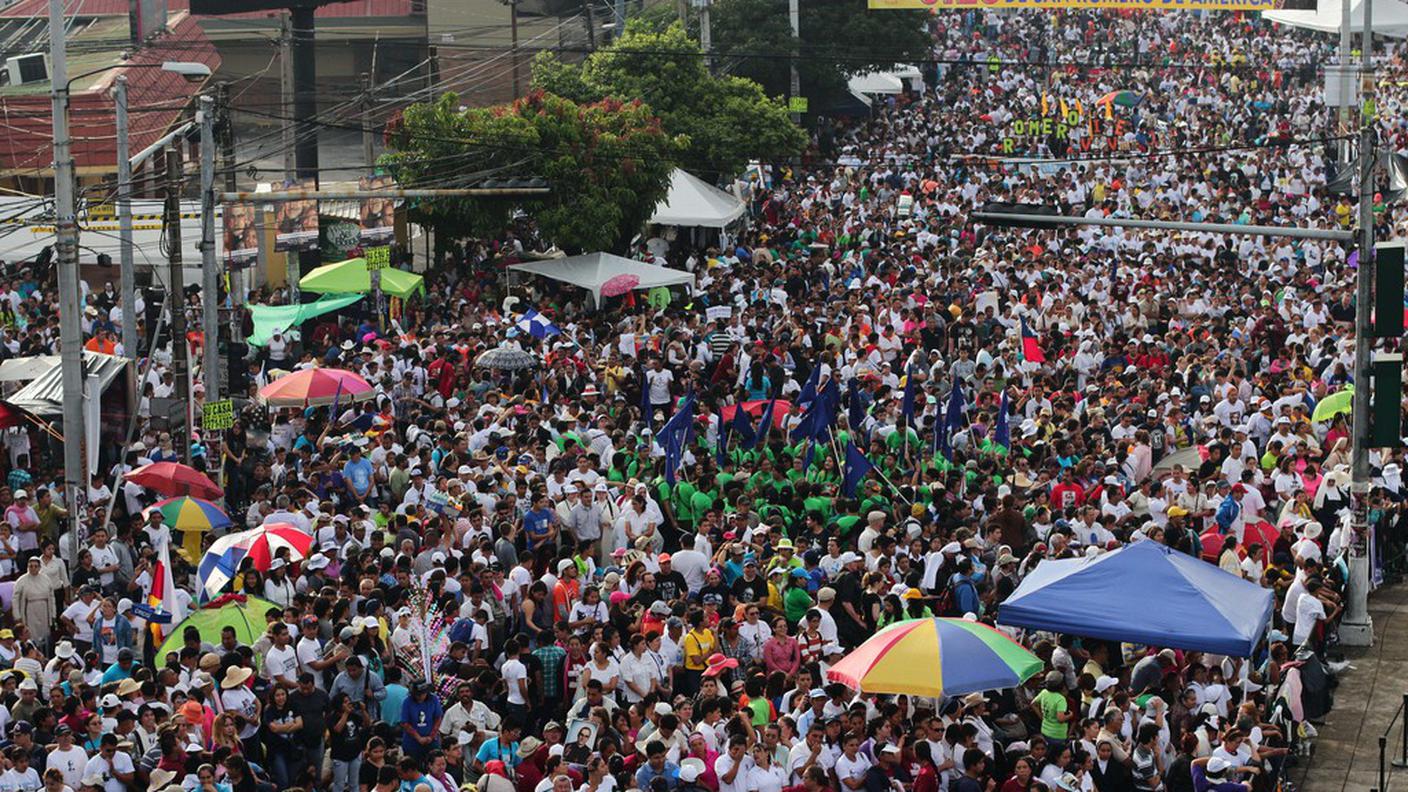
298, 256, 426, 299
247, 294, 364, 347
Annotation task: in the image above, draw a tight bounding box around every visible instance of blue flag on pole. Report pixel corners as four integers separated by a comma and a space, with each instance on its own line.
747, 399, 776, 450
936, 377, 965, 460
847, 379, 866, 432
731, 404, 757, 450
993, 391, 1010, 450
515, 309, 561, 340
900, 367, 917, 424
842, 441, 875, 498
797, 365, 821, 407
659, 392, 696, 486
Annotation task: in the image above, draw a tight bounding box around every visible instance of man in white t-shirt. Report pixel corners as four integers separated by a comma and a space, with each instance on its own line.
60, 588, 100, 653
82, 735, 134, 792
833, 734, 872, 790
714, 737, 754, 792
46, 726, 88, 789
219, 667, 262, 743
263, 623, 299, 689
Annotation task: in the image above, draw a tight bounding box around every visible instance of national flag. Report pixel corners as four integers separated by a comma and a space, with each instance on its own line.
747, 399, 776, 450
847, 379, 867, 435
842, 442, 875, 498
659, 392, 696, 486
516, 309, 561, 340
730, 403, 757, 450
148, 540, 185, 639
900, 368, 917, 424
1020, 318, 1046, 364
936, 377, 965, 460
993, 391, 1011, 450
797, 365, 821, 407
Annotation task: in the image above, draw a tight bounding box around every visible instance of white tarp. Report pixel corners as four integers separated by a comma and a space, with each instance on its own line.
0, 355, 58, 383
509, 253, 694, 307
8, 351, 130, 417
846, 65, 925, 96
1264, 0, 1408, 35
649, 169, 747, 228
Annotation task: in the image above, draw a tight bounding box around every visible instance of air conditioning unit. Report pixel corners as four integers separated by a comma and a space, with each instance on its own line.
6, 53, 49, 86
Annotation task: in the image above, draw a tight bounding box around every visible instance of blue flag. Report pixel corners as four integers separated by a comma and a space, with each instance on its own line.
659, 392, 696, 486
900, 367, 917, 424
791, 378, 840, 444
993, 391, 1010, 450
515, 309, 561, 340
731, 403, 757, 450
747, 399, 776, 450
847, 379, 866, 432
797, 365, 821, 407
842, 441, 875, 498
936, 377, 965, 460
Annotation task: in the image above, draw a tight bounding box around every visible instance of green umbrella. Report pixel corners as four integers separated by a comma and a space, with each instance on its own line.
1312, 386, 1354, 422
156, 594, 278, 670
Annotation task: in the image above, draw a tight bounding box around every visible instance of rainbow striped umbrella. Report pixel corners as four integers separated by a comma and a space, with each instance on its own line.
146, 497, 232, 532
826, 617, 1043, 697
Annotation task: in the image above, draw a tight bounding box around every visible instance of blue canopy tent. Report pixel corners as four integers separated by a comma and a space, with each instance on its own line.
996, 540, 1274, 656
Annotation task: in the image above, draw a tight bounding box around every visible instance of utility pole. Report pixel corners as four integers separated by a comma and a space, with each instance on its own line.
697, 0, 712, 74
49, 0, 84, 545
165, 145, 192, 465
115, 75, 136, 358
788, 0, 801, 122
280, 15, 296, 182
1339, 0, 1353, 163
361, 72, 376, 167
1341, 0, 1377, 647
509, 2, 522, 99
583, 0, 596, 51
199, 95, 220, 403
217, 81, 242, 354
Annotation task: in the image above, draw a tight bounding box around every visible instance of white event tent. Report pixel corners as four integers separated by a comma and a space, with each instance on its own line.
649, 169, 746, 228
509, 253, 694, 307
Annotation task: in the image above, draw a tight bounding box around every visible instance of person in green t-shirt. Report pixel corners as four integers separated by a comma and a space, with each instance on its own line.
1031, 671, 1074, 743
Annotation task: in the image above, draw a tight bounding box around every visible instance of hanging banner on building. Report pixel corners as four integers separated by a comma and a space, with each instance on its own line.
868, 0, 1312, 9
223, 200, 259, 267
359, 174, 396, 245
273, 178, 319, 252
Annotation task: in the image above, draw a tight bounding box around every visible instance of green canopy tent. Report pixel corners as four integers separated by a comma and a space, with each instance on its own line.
155, 594, 278, 669
299, 257, 426, 299
247, 294, 364, 347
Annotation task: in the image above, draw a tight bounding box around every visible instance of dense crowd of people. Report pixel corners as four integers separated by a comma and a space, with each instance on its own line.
0, 7, 1402, 792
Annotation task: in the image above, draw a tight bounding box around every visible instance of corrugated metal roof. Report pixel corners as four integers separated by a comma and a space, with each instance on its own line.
0, 13, 220, 174
9, 351, 131, 416
0, 0, 418, 17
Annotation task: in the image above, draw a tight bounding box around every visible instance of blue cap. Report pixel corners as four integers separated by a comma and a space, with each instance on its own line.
790, 567, 808, 578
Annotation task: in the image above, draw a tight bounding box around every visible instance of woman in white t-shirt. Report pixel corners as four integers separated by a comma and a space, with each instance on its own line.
578, 643, 620, 697
746, 745, 787, 792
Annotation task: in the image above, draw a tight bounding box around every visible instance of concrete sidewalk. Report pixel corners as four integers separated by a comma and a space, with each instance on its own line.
1295, 584, 1408, 792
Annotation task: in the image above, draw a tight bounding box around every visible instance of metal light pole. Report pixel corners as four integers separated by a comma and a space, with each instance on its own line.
49, 0, 85, 544
788, 0, 801, 122
115, 76, 137, 358
1341, 0, 1377, 647
199, 95, 220, 403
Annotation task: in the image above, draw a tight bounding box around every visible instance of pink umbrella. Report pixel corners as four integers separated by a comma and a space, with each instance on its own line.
601, 274, 641, 298
259, 367, 374, 408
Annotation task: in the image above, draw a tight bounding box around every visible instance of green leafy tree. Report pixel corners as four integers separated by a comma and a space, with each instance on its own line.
532, 21, 804, 178
643, 0, 931, 104
381, 91, 681, 253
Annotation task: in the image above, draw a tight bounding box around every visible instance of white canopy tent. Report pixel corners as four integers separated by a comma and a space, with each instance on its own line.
1264, 0, 1408, 35
509, 253, 694, 307
846, 65, 925, 96
649, 169, 747, 228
